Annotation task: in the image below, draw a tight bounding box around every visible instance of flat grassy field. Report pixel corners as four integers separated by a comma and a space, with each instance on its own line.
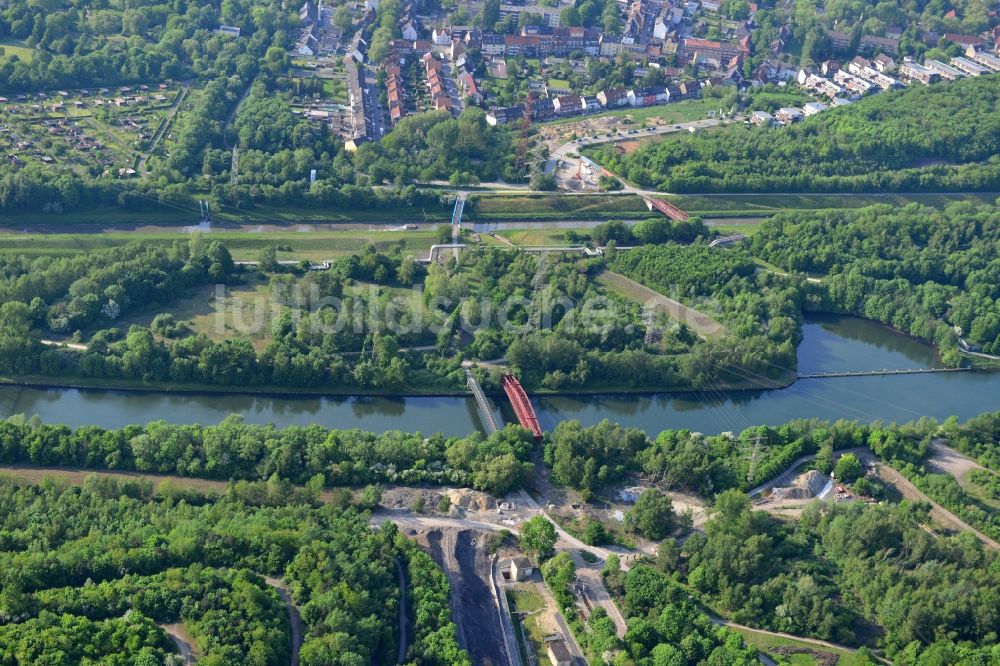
507, 586, 554, 666
0, 228, 439, 260
0, 39, 35, 63
543, 98, 719, 127
107, 279, 281, 350
494, 228, 591, 245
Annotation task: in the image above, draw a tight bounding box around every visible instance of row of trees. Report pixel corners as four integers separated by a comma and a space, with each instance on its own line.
0, 415, 536, 495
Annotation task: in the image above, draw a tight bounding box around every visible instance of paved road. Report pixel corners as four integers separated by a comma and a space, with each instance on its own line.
571, 553, 627, 638
546, 117, 728, 194
535, 572, 587, 665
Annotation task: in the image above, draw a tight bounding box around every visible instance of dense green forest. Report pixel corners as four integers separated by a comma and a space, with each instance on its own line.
0, 474, 467, 665
0, 235, 801, 393
749, 201, 1000, 359
621, 493, 999, 664
591, 76, 1000, 193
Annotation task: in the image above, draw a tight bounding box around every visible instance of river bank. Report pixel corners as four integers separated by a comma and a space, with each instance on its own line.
2, 316, 999, 436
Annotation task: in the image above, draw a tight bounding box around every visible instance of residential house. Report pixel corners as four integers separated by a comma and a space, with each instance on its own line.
775, 107, 804, 123
820, 59, 840, 76
458, 70, 483, 104
401, 20, 418, 41
432, 27, 451, 45
859, 34, 899, 54
873, 54, 896, 72
802, 101, 828, 116
924, 59, 964, 80
950, 56, 988, 76
486, 104, 525, 125
968, 48, 1000, 71
627, 86, 669, 106
899, 60, 939, 84
597, 87, 629, 108
552, 94, 584, 115
943, 33, 984, 48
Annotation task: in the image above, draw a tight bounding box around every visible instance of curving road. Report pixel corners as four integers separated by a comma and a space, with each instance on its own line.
545, 117, 729, 194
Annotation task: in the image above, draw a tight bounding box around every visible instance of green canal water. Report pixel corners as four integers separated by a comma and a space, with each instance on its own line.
0, 315, 996, 436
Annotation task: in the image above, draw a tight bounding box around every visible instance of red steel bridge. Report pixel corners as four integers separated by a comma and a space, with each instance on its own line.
501, 374, 542, 440
643, 196, 689, 221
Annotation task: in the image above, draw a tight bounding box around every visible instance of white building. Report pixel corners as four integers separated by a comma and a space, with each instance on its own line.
802, 101, 828, 116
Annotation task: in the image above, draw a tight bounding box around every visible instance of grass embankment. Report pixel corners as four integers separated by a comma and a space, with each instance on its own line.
664, 192, 1000, 217
466, 193, 655, 221
0, 229, 439, 260
597, 269, 725, 339
0, 39, 35, 63
0, 201, 450, 228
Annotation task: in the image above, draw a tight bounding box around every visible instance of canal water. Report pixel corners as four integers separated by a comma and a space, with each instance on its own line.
0, 315, 997, 436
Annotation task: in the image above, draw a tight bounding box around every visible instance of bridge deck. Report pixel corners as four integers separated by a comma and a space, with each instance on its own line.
797, 367, 971, 379
465, 369, 500, 434
501, 374, 542, 439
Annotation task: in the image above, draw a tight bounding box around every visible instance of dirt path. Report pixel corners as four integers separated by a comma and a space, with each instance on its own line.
597, 270, 725, 339
711, 617, 859, 654
926, 439, 986, 481
873, 459, 1000, 551
160, 623, 196, 665
139, 83, 191, 174
264, 577, 303, 666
